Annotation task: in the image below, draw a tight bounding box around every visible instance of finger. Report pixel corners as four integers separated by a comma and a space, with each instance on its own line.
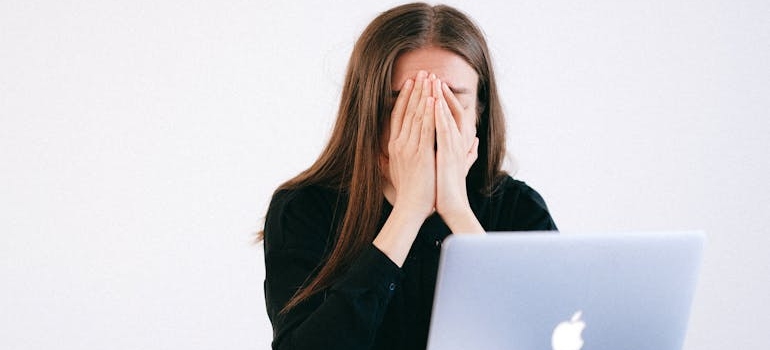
389, 78, 414, 142
435, 79, 461, 149
420, 96, 436, 151
435, 98, 452, 150
407, 95, 429, 149
466, 137, 480, 171
433, 77, 442, 101
441, 82, 471, 133
442, 82, 475, 146
434, 78, 448, 150
407, 75, 431, 146
401, 70, 428, 137
441, 82, 463, 124
426, 73, 436, 97
468, 137, 479, 157
439, 94, 460, 136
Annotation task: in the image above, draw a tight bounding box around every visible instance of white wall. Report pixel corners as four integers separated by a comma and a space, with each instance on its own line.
1, 0, 768, 349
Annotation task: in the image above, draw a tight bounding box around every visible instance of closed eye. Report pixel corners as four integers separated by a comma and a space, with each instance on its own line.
446, 84, 469, 95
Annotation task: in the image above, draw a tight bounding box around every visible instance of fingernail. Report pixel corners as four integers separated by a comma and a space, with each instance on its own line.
404, 79, 413, 88
418, 70, 428, 79
429, 73, 437, 80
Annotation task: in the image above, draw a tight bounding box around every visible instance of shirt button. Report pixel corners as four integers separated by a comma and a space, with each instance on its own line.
388, 283, 396, 291
435, 240, 441, 247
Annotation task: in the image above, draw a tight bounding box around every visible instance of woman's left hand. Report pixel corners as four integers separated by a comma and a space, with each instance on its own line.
432, 77, 479, 221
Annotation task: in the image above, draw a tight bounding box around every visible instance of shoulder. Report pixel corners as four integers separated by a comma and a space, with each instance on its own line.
264, 184, 344, 253
481, 174, 558, 231
268, 184, 340, 214
492, 175, 551, 212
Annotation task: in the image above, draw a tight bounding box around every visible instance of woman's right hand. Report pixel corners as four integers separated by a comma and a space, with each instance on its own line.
385, 70, 436, 220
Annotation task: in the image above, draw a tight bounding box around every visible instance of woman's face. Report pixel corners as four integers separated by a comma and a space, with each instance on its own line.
392, 47, 479, 117
380, 46, 481, 195
385, 46, 480, 150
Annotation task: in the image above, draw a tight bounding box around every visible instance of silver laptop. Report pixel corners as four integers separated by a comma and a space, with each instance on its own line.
426, 231, 705, 350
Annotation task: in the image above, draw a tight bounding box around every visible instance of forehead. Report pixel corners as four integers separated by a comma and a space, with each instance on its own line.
392, 47, 478, 91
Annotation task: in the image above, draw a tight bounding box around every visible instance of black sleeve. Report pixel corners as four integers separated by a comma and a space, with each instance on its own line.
263, 187, 405, 350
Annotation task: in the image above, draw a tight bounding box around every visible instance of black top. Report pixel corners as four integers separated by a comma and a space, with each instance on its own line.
263, 175, 557, 350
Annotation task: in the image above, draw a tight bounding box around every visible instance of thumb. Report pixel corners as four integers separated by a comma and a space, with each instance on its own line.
465, 137, 479, 172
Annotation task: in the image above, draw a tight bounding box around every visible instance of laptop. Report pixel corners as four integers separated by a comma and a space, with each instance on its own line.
425, 231, 705, 350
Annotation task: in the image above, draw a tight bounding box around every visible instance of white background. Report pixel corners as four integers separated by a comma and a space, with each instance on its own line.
1, 0, 768, 349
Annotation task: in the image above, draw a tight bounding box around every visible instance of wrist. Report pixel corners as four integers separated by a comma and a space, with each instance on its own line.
439, 206, 485, 234
436, 198, 472, 223
391, 201, 432, 223
373, 203, 428, 267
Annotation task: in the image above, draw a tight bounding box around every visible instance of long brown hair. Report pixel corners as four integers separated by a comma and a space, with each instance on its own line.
264, 2, 508, 313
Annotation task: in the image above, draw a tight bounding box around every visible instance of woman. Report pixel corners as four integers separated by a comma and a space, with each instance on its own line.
261, 3, 557, 350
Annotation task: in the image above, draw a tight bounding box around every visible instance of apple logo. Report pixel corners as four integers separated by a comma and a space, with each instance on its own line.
551, 311, 586, 350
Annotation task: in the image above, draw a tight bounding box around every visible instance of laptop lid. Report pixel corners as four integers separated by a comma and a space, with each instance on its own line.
425, 231, 705, 350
